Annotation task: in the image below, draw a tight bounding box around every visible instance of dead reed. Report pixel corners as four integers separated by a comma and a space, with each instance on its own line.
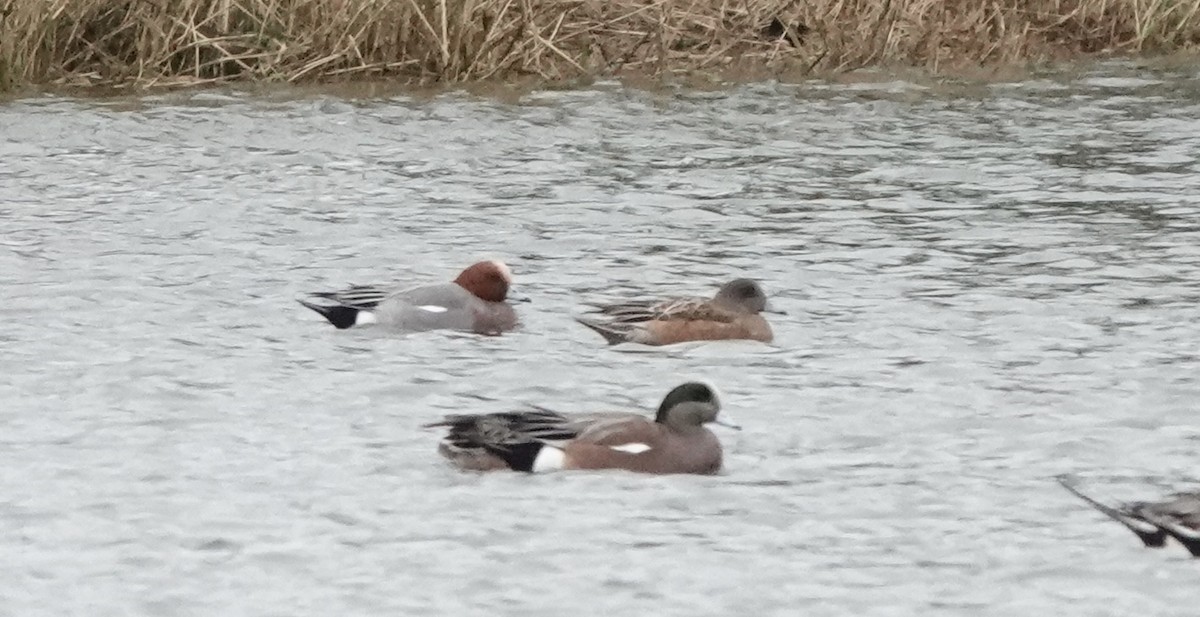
2, 0, 1199, 90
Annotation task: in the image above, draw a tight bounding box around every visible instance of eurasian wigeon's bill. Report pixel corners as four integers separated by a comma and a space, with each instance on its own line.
1058, 475, 1200, 557
425, 382, 740, 475
299, 259, 522, 335
575, 278, 778, 346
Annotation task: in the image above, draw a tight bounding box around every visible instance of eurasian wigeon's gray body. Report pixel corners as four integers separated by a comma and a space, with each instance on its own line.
426, 382, 739, 475
299, 260, 519, 334
575, 278, 775, 346
1058, 475, 1200, 557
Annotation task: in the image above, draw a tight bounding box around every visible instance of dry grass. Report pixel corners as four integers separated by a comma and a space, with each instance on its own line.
2, 0, 1199, 90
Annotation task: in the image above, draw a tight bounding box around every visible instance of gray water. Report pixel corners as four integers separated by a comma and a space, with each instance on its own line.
3, 63, 1200, 615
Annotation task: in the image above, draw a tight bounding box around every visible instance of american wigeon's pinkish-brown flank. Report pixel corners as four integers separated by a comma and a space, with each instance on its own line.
298, 259, 521, 334
1058, 475, 1200, 557
425, 382, 739, 475
575, 278, 775, 346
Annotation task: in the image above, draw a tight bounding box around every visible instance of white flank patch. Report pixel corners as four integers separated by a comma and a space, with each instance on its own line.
416, 305, 449, 313
354, 312, 378, 326
609, 443, 652, 454
531, 446, 566, 473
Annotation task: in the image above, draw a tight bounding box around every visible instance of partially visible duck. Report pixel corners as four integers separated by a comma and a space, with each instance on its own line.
1058, 475, 1200, 557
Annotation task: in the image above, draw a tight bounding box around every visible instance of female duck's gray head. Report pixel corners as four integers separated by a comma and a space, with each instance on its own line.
654, 382, 740, 430
714, 279, 769, 314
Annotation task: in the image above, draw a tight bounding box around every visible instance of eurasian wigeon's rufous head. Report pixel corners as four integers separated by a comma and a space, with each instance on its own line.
425, 381, 740, 475
574, 278, 779, 346
454, 260, 513, 303
298, 259, 521, 334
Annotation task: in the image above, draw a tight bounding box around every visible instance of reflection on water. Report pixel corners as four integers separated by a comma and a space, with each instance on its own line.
3, 63, 1200, 615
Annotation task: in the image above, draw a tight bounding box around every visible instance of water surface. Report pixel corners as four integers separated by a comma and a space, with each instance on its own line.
3, 64, 1200, 616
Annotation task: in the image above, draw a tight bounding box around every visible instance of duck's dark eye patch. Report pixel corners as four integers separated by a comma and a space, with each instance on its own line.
680, 383, 714, 402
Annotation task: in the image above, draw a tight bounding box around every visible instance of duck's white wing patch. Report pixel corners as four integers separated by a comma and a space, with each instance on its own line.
416, 305, 449, 313
609, 443, 652, 454
532, 446, 566, 473
354, 312, 378, 325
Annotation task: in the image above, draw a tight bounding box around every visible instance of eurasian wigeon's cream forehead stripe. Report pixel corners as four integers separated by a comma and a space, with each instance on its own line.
424, 381, 739, 475
489, 259, 513, 284
574, 278, 776, 346
1059, 475, 1200, 557
298, 259, 520, 335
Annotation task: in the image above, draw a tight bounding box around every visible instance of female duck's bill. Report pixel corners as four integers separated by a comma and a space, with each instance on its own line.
1058, 474, 1200, 557
298, 259, 522, 334
425, 381, 740, 475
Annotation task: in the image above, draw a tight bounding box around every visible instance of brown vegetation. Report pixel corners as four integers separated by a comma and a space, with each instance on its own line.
2, 0, 1199, 91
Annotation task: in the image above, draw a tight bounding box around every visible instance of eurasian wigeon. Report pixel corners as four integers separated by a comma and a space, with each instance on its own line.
425, 382, 739, 475
575, 278, 776, 346
1058, 475, 1200, 557
299, 260, 521, 334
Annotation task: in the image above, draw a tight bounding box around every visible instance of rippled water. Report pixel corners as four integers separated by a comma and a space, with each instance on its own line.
4, 63, 1200, 615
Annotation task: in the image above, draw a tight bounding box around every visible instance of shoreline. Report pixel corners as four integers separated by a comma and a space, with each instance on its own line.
3, 0, 1199, 94
6, 56, 1196, 104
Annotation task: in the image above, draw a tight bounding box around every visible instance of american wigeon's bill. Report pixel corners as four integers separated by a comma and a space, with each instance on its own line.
1058, 475, 1200, 557
575, 278, 778, 346
425, 382, 739, 475
299, 259, 521, 334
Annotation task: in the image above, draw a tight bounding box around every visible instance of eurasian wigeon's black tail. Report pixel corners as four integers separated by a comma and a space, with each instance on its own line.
298, 298, 360, 329
574, 317, 632, 345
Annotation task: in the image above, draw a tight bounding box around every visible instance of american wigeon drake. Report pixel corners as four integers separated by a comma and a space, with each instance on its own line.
425, 382, 739, 475
575, 278, 776, 346
1058, 475, 1200, 557
299, 260, 521, 334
